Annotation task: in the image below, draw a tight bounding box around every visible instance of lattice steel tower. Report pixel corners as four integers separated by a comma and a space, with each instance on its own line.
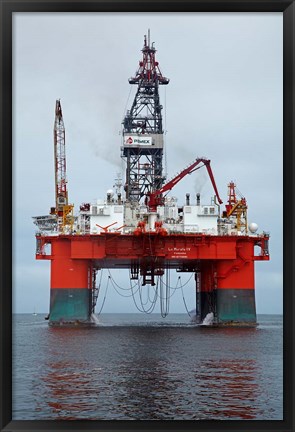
53, 100, 73, 233
122, 31, 169, 203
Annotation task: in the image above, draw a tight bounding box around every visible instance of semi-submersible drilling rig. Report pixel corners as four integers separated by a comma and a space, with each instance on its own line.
33, 33, 270, 327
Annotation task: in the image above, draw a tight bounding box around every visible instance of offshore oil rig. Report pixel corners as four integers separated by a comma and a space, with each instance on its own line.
33, 32, 270, 327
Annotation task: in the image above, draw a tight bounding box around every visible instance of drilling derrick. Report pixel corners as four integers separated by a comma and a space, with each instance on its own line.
122, 30, 169, 203
53, 100, 73, 233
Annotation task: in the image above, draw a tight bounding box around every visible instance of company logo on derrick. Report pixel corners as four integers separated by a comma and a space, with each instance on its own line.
125, 136, 152, 145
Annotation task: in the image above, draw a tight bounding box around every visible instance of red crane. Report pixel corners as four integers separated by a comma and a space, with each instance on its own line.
146, 158, 223, 211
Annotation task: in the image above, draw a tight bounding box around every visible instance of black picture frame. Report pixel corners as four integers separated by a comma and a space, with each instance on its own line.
0, 1, 294, 431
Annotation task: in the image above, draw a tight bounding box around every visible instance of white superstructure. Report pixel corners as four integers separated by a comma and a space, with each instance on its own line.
33, 181, 261, 238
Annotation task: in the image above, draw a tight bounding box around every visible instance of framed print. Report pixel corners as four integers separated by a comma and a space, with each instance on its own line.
1, 1, 294, 432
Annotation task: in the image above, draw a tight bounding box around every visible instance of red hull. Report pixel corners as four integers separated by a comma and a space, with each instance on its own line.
36, 232, 269, 326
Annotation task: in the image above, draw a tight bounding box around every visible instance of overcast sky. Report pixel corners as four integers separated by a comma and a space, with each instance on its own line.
13, 12, 283, 315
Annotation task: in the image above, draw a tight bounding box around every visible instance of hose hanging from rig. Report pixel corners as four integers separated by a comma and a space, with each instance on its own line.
99, 269, 195, 318
179, 276, 193, 318
107, 269, 140, 297
130, 277, 158, 314
159, 270, 170, 318
95, 275, 110, 315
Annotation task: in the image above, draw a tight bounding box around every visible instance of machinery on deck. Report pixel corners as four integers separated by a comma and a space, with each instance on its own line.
146, 158, 223, 212
33, 33, 269, 327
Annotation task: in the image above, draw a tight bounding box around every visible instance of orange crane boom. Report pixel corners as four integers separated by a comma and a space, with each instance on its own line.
146, 158, 223, 211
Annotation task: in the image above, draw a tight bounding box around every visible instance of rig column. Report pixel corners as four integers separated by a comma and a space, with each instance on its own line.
216, 241, 256, 326
199, 261, 217, 322
50, 239, 92, 325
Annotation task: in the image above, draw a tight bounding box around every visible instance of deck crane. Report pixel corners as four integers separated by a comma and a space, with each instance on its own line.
224, 181, 248, 233
146, 158, 223, 212
52, 100, 74, 233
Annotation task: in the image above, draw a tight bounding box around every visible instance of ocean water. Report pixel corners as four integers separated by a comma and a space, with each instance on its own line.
12, 313, 283, 420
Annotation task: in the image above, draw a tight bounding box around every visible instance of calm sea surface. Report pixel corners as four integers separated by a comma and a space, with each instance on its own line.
12, 313, 283, 420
